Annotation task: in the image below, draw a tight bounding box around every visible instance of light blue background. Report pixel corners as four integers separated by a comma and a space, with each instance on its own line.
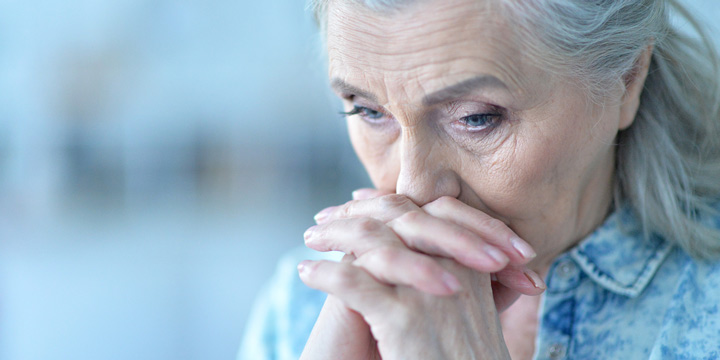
0, 1, 718, 359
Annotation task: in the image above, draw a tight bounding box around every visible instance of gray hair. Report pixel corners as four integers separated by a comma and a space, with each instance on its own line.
310, 0, 720, 258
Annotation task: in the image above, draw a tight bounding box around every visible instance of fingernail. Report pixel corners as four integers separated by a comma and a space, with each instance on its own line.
511, 236, 537, 260
485, 246, 509, 265
442, 272, 462, 293
298, 260, 312, 275
523, 269, 546, 289
303, 226, 316, 242
314, 206, 337, 223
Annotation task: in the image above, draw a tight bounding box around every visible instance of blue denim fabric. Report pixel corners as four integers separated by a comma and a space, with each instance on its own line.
239, 208, 720, 360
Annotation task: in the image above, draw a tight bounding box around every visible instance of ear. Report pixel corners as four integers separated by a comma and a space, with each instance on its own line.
619, 44, 653, 130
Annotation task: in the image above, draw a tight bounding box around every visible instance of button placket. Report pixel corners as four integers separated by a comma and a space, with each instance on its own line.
547, 258, 581, 294
535, 256, 580, 360
547, 343, 567, 359
556, 259, 578, 280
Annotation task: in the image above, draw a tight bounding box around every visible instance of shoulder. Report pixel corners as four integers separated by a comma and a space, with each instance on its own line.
660, 248, 720, 301
568, 203, 720, 357
660, 200, 720, 295
238, 247, 339, 360
646, 246, 720, 358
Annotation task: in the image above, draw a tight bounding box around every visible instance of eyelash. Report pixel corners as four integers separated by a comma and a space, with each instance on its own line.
456, 113, 503, 132
341, 104, 504, 133
340, 105, 385, 122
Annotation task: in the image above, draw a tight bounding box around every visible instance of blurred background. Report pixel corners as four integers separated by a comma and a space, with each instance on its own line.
0, 1, 718, 359
0, 1, 368, 359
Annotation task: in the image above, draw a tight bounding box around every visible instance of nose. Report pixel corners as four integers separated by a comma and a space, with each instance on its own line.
395, 127, 461, 206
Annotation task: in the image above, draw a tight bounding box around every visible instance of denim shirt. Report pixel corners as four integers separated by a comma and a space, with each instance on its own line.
239, 207, 720, 360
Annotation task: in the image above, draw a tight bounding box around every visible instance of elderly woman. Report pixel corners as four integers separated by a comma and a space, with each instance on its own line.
241, 0, 720, 358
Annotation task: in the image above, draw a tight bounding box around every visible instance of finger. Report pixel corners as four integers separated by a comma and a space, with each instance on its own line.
304, 217, 397, 254
314, 194, 420, 224
298, 259, 396, 316
304, 218, 461, 295
422, 197, 536, 264
387, 210, 510, 272
495, 265, 546, 296
352, 188, 394, 200
491, 281, 521, 313
491, 266, 546, 312
352, 246, 462, 295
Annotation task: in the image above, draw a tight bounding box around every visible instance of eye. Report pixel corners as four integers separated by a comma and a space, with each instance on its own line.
341, 105, 385, 121
458, 113, 502, 132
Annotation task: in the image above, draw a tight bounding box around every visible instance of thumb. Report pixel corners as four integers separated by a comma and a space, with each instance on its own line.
492, 266, 545, 312
491, 280, 521, 313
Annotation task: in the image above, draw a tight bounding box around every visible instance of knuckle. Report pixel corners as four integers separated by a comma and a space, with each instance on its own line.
354, 217, 384, 236
326, 264, 357, 289
337, 203, 353, 219
481, 217, 507, 232
435, 195, 460, 209
370, 246, 400, 265
411, 258, 439, 279
424, 196, 460, 214
451, 228, 480, 247
378, 194, 412, 211
395, 210, 424, 224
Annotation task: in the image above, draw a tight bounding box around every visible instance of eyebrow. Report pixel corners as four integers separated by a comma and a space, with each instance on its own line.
422, 75, 508, 105
329, 74, 508, 105
330, 78, 378, 103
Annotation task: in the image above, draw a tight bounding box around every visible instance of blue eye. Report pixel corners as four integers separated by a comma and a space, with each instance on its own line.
459, 113, 500, 130
341, 105, 384, 120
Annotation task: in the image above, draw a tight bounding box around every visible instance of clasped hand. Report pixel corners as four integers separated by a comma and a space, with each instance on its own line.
299, 189, 545, 360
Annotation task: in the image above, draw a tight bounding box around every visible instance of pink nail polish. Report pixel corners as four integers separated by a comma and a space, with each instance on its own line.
298, 261, 312, 275
523, 269, 546, 289
511, 236, 537, 260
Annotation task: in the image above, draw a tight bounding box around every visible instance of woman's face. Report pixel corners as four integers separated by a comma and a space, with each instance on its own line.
326, 0, 632, 267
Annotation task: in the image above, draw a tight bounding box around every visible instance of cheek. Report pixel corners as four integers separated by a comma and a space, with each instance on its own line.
348, 119, 400, 191
469, 109, 615, 220
468, 137, 565, 216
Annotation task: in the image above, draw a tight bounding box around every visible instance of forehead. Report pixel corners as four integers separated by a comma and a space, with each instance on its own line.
326, 0, 543, 101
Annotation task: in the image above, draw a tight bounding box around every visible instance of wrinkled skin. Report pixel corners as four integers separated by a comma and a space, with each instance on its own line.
299, 0, 651, 358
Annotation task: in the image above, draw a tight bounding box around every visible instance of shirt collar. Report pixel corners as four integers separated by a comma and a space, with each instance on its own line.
568, 207, 673, 298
